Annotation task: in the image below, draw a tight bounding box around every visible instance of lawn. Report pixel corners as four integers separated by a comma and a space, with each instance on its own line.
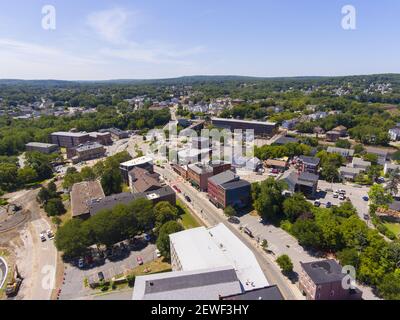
129, 258, 172, 277
176, 199, 202, 229
383, 222, 400, 237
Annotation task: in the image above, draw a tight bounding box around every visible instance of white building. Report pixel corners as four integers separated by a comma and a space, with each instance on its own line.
169, 223, 269, 291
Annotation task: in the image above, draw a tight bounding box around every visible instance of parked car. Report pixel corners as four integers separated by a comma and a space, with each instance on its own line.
98, 272, 105, 282
46, 229, 54, 240
326, 202, 332, 208
333, 192, 339, 198
173, 185, 181, 193
339, 194, 345, 201
143, 233, 151, 242
243, 227, 253, 238
155, 249, 161, 258
228, 216, 240, 224
362, 196, 369, 201
136, 256, 144, 265
40, 232, 46, 242
363, 214, 370, 220
185, 195, 192, 202
78, 258, 84, 269
314, 200, 321, 207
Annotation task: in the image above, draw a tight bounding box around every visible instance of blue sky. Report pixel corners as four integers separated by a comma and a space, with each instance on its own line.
0, 0, 399, 80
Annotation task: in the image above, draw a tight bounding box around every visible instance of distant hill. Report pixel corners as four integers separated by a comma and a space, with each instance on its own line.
1, 74, 400, 87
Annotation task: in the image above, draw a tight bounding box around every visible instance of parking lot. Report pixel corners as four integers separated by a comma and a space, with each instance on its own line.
59, 241, 156, 300
315, 180, 371, 222
237, 214, 323, 275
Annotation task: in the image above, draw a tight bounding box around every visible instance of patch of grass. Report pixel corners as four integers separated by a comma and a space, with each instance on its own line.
176, 199, 202, 229
59, 208, 72, 226
129, 258, 171, 277
383, 222, 400, 237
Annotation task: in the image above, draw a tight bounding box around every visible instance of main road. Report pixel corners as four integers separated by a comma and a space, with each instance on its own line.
155, 164, 304, 300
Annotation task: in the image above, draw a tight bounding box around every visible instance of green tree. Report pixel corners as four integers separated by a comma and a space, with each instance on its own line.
336, 248, 360, 269
101, 166, 122, 196
44, 198, 66, 216
368, 184, 393, 208
276, 254, 293, 274
253, 178, 286, 222
291, 218, 323, 248
55, 219, 91, 258
156, 221, 183, 259
335, 139, 351, 149
154, 201, 179, 231
80, 166, 96, 181
224, 206, 237, 218
377, 271, 400, 300
283, 193, 312, 222
17, 167, 38, 185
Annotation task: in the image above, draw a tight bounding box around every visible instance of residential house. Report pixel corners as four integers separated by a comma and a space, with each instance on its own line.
326, 131, 341, 142
326, 147, 355, 160
384, 162, 400, 175
332, 126, 348, 137
279, 169, 319, 197
298, 155, 320, 174
264, 159, 288, 172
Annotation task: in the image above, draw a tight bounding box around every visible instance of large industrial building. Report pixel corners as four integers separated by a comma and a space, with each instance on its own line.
211, 117, 278, 137
25, 142, 59, 154
169, 223, 269, 291
50, 131, 91, 148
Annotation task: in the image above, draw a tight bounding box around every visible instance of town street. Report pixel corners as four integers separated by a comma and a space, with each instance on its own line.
155, 164, 304, 300
156, 164, 379, 300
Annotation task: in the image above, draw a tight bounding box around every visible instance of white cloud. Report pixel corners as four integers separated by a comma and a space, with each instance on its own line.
86, 7, 206, 65
86, 7, 137, 44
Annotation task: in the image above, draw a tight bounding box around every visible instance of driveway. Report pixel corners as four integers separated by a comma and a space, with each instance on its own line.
59, 243, 156, 300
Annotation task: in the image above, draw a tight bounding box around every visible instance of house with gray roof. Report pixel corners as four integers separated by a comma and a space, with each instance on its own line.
299, 260, 362, 300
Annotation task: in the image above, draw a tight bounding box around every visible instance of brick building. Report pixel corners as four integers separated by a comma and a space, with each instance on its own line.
299, 260, 362, 300
208, 170, 251, 209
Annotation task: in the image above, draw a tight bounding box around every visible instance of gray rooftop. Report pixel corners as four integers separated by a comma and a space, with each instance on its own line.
299, 155, 320, 166
221, 285, 284, 300
273, 136, 299, 145
221, 179, 251, 191
301, 260, 345, 285
132, 266, 243, 300
208, 170, 238, 186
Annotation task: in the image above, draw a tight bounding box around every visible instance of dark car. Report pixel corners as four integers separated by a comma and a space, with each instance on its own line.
228, 216, 240, 224
325, 202, 332, 208
185, 195, 191, 202
98, 272, 105, 282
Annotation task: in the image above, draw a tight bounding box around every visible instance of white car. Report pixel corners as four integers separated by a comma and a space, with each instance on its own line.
155, 249, 161, 258
333, 192, 339, 198
40, 232, 46, 242
339, 194, 346, 200
47, 229, 54, 240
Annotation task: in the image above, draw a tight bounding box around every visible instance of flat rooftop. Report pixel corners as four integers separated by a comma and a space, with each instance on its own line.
26, 142, 58, 148
51, 131, 89, 137
70, 181, 105, 217
132, 266, 242, 300
212, 117, 277, 126
169, 223, 269, 291
120, 156, 153, 167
